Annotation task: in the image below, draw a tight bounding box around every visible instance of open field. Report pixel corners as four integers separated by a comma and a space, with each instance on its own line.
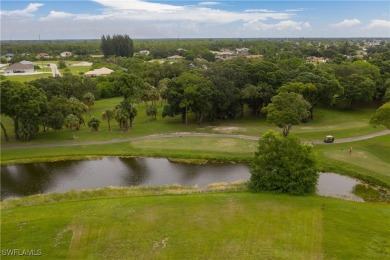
1, 191, 389, 259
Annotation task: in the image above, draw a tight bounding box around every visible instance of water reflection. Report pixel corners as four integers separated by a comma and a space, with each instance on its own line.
1, 158, 363, 201
1, 157, 250, 200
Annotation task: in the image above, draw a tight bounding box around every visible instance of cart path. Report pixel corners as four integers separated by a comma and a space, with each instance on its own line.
1, 130, 389, 150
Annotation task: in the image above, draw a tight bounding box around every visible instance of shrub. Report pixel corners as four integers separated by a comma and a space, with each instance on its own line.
249, 130, 318, 195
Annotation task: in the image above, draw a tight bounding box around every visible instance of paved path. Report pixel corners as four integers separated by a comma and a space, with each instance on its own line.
49, 63, 61, 77
1, 130, 389, 150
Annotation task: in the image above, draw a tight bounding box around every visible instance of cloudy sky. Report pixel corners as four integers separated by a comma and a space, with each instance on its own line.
1, 1, 389, 40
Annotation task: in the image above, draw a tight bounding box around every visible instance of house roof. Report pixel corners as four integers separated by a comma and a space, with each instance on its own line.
4, 63, 34, 71
85, 67, 113, 76
20, 60, 34, 65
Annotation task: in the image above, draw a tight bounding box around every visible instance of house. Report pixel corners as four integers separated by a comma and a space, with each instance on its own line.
236, 48, 250, 56
305, 56, 327, 63
216, 51, 234, 60
4, 63, 34, 74
2, 53, 14, 60
37, 53, 50, 58
167, 55, 184, 60
84, 67, 113, 77
60, 51, 72, 57
20, 60, 34, 65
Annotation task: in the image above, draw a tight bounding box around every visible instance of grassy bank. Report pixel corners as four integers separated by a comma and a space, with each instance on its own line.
2, 191, 389, 259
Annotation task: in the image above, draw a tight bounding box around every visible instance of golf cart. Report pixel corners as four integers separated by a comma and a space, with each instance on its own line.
324, 135, 334, 143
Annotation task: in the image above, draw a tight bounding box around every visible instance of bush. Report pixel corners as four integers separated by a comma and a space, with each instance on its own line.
87, 116, 100, 131
249, 130, 318, 195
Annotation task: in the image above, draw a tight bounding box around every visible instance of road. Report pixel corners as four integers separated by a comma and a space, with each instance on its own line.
1, 130, 389, 150
49, 63, 61, 77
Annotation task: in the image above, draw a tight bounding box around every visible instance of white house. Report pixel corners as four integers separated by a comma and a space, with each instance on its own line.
85, 67, 113, 77
60, 51, 72, 57
20, 60, 34, 65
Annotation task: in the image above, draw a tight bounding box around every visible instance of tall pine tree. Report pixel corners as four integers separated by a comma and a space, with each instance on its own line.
100, 34, 133, 57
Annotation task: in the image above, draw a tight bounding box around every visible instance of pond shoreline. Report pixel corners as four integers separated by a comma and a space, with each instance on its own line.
1, 156, 375, 203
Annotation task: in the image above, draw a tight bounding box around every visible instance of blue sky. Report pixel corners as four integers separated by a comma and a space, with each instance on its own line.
1, 1, 389, 40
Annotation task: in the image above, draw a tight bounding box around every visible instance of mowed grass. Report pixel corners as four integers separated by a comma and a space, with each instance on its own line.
1, 192, 389, 259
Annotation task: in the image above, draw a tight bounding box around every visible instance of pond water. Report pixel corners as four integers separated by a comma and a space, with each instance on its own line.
1, 157, 362, 201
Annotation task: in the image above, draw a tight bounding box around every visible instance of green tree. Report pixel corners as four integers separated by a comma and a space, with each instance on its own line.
341, 74, 376, 109
370, 102, 390, 129
0, 121, 9, 141
292, 69, 343, 119
101, 34, 134, 57
241, 83, 274, 116
249, 130, 318, 195
64, 114, 80, 139
82, 92, 95, 110
0, 80, 47, 141
88, 116, 100, 131
262, 92, 310, 136
40, 96, 70, 131
163, 72, 212, 125
102, 109, 114, 131
67, 97, 88, 128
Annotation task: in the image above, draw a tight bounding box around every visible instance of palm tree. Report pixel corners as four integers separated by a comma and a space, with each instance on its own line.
102, 109, 113, 131
64, 114, 80, 139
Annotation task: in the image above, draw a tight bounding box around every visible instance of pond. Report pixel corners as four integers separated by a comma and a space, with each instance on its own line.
1, 157, 362, 201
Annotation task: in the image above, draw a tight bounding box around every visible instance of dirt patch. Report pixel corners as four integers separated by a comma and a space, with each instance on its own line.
212, 126, 244, 134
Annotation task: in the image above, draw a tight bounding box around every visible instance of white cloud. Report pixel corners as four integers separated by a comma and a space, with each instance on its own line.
366, 19, 390, 29
0, 1, 316, 39
198, 2, 220, 6
92, 0, 183, 12
0, 3, 44, 17
244, 9, 276, 13
39, 11, 75, 21
39, 1, 293, 24
331, 19, 361, 28
285, 8, 305, 12
244, 20, 311, 31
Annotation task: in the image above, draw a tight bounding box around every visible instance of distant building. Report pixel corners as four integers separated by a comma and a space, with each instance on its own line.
60, 51, 72, 57
84, 67, 113, 77
305, 56, 327, 63
216, 51, 234, 60
236, 48, 250, 56
37, 53, 50, 59
2, 53, 14, 60
4, 63, 34, 74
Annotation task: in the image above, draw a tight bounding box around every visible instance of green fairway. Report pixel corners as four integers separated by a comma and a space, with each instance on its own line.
1, 192, 389, 259
315, 135, 390, 188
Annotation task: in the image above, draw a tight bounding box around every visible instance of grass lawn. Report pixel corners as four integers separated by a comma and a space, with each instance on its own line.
1, 192, 389, 259
2, 73, 52, 83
